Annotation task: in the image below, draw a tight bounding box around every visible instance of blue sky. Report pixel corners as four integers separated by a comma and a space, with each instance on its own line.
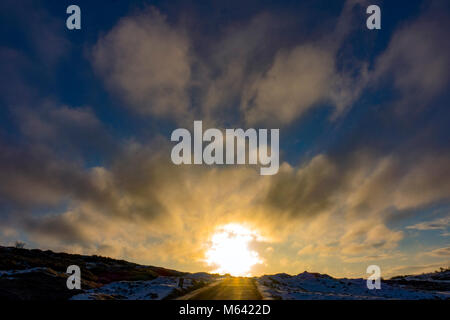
0, 0, 449, 277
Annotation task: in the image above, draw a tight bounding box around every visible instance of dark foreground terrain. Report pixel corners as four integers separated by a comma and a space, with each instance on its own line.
0, 246, 214, 300
0, 246, 448, 300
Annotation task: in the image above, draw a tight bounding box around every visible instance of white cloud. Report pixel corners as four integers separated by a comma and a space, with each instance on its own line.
241, 45, 334, 125
92, 8, 192, 122
406, 217, 450, 231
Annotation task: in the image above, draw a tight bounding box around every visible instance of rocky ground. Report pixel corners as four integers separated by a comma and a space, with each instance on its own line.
0, 246, 448, 300
0, 246, 216, 300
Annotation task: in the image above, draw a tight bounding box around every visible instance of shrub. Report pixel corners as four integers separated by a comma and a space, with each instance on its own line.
14, 241, 25, 249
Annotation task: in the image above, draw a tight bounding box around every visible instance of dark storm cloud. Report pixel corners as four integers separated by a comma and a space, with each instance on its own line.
0, 142, 176, 219
265, 154, 348, 219
12, 101, 118, 160
19, 213, 90, 246
264, 149, 450, 220
260, 1, 450, 222
0, 141, 111, 210
0, 141, 174, 246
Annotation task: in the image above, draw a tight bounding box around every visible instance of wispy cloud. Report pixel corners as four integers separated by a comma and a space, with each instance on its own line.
386, 261, 450, 277
406, 217, 450, 231
428, 247, 450, 257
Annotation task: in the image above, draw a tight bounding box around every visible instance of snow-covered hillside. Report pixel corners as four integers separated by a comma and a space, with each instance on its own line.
1, 246, 448, 300
70, 273, 217, 300
257, 271, 450, 300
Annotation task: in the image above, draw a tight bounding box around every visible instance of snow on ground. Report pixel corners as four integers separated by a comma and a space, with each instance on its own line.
70, 273, 217, 300
393, 270, 450, 283
0, 267, 57, 278
257, 272, 449, 300
254, 277, 274, 300
71, 276, 184, 300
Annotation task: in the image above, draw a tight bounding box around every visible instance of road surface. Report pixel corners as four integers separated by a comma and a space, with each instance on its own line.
183, 278, 263, 300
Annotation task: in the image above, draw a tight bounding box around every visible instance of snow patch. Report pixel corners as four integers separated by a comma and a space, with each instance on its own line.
257, 272, 449, 300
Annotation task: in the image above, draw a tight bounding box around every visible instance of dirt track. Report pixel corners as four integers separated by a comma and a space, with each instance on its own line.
184, 277, 263, 300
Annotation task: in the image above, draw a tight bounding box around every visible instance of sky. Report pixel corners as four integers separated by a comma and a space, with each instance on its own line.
0, 0, 449, 278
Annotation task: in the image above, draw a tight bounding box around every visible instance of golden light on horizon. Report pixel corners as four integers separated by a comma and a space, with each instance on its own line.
205, 224, 262, 276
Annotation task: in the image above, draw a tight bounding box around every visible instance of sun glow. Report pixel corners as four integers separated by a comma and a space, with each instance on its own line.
205, 224, 262, 276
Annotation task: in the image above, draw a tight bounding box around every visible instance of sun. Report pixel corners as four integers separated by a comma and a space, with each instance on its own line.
205, 223, 262, 276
